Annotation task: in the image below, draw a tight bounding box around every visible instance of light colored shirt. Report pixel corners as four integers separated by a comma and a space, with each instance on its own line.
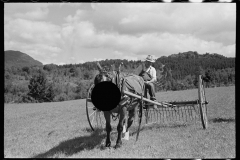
145, 66, 157, 82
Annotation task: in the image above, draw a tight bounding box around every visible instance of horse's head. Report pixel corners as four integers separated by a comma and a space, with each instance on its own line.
94, 62, 114, 85
94, 62, 124, 85
94, 72, 112, 85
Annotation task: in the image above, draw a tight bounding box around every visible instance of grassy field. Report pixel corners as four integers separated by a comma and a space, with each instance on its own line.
4, 86, 235, 158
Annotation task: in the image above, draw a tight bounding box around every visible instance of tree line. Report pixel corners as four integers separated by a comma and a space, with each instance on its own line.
4, 52, 235, 103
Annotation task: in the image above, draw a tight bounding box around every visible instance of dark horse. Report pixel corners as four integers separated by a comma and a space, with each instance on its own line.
94, 63, 145, 149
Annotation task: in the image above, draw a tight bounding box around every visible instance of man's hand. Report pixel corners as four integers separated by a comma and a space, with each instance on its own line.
145, 81, 150, 84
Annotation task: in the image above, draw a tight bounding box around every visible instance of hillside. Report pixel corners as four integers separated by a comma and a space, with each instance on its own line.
4, 50, 43, 68
4, 50, 235, 104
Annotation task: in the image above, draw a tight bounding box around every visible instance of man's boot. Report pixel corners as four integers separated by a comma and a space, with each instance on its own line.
150, 98, 158, 109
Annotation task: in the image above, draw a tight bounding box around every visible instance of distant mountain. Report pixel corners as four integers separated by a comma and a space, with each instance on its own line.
4, 50, 43, 68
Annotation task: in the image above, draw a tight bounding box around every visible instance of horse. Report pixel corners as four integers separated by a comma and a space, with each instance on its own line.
93, 63, 145, 149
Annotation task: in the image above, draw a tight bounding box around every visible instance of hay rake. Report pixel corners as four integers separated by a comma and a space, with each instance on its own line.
86, 75, 208, 132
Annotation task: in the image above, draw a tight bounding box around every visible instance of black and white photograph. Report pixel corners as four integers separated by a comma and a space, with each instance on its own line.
4, 3, 235, 158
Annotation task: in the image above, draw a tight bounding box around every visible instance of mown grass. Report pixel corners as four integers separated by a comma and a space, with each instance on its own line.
4, 86, 235, 158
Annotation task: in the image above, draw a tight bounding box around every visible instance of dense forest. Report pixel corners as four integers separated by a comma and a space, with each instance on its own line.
4, 51, 235, 103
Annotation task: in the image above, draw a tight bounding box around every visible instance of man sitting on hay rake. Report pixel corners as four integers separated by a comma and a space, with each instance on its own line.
139, 55, 158, 109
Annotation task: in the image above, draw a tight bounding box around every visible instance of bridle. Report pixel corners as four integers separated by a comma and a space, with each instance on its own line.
99, 70, 125, 96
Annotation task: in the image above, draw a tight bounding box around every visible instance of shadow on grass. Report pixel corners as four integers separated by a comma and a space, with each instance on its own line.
33, 128, 106, 158
209, 117, 235, 123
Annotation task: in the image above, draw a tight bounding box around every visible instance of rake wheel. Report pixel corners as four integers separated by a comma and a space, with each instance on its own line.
198, 75, 208, 129
86, 84, 105, 131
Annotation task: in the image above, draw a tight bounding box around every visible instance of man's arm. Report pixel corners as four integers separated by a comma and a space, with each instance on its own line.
146, 67, 157, 83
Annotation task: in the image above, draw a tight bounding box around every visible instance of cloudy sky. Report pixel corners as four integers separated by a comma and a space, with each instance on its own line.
4, 3, 235, 65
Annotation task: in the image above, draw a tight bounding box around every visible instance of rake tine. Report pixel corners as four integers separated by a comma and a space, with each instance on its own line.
182, 107, 184, 122
183, 107, 186, 122
171, 108, 174, 122
178, 107, 181, 122
173, 107, 176, 122
149, 109, 151, 123
165, 108, 168, 123
158, 109, 160, 123
163, 108, 165, 122
163, 108, 165, 123
168, 108, 171, 122
194, 105, 198, 123
152, 109, 154, 123
186, 106, 189, 122
172, 108, 174, 122
184, 106, 188, 122
152, 110, 155, 121
182, 107, 185, 122
179, 108, 182, 122
191, 105, 194, 121
161, 108, 164, 124
174, 107, 177, 122
166, 108, 168, 123
167, 108, 170, 122
179, 108, 181, 122
191, 105, 194, 120
161, 108, 163, 123
195, 105, 199, 120
192, 105, 196, 122
150, 109, 152, 123
154, 110, 157, 122
183, 106, 186, 122
145, 108, 147, 124
188, 106, 192, 121
165, 108, 167, 122
159, 108, 161, 124
148, 109, 152, 123
154, 110, 156, 123
176, 107, 178, 122
166, 108, 168, 122
153, 109, 155, 123
177, 109, 180, 121
159, 108, 162, 123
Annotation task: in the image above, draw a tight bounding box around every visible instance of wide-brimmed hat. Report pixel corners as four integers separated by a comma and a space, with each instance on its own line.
145, 55, 156, 63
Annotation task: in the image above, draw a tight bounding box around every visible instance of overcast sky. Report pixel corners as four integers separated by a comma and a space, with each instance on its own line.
4, 3, 236, 65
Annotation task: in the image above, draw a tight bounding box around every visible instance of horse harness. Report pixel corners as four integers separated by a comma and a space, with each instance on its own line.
104, 71, 145, 121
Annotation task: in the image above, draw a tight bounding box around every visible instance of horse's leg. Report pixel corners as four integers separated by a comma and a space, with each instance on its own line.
126, 101, 138, 132
103, 111, 112, 147
115, 107, 127, 149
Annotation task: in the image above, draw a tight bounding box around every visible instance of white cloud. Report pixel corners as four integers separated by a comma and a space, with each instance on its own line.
5, 18, 62, 47
113, 51, 123, 56
14, 7, 49, 20
93, 58, 104, 61
4, 3, 52, 21
4, 40, 62, 64
82, 3, 235, 45
57, 62, 66, 65
4, 3, 236, 66
120, 15, 139, 24
62, 22, 233, 57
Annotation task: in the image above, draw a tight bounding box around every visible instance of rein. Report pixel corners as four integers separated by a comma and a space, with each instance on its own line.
103, 70, 125, 121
